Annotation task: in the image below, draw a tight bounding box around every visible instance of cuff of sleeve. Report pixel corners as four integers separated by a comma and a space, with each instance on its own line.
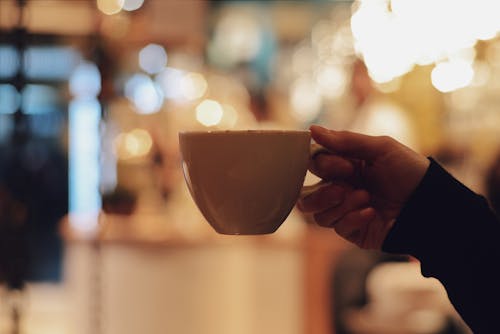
381, 158, 487, 276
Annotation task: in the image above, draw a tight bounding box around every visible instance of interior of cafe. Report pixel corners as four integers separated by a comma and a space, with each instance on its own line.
1, 0, 500, 333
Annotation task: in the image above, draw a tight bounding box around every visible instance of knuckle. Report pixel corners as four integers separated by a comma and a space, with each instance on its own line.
377, 135, 395, 147
313, 212, 327, 225
358, 190, 371, 203
351, 189, 370, 204
313, 211, 334, 227
324, 185, 344, 200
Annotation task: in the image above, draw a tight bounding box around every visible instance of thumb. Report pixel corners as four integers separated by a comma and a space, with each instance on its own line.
310, 125, 385, 160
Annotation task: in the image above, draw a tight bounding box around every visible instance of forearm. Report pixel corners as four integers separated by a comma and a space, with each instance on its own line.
382, 158, 500, 333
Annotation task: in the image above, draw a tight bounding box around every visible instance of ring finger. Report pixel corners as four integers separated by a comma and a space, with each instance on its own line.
313, 189, 371, 228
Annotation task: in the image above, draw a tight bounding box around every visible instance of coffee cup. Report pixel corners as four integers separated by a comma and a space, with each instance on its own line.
179, 130, 314, 235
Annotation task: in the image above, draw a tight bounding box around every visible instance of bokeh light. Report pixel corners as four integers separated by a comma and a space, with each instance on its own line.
155, 68, 208, 103
68, 98, 102, 233
139, 44, 168, 75
24, 46, 81, 80
97, 0, 124, 15
431, 60, 474, 93
208, 9, 262, 66
125, 73, 163, 114
219, 104, 239, 128
181, 72, 208, 100
196, 99, 223, 127
114, 128, 153, 160
351, 0, 500, 89
0, 84, 20, 114
22, 84, 61, 114
69, 61, 102, 98
0, 46, 19, 78
155, 67, 186, 101
123, 0, 144, 11
290, 76, 322, 122
315, 65, 347, 99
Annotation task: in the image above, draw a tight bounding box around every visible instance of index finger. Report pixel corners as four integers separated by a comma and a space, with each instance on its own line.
310, 125, 385, 161
309, 153, 355, 180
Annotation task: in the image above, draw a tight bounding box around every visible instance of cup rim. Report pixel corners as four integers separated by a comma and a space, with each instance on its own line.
179, 129, 310, 136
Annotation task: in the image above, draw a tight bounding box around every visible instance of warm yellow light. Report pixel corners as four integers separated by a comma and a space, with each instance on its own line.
210, 10, 262, 65
124, 134, 140, 155
114, 128, 153, 160
126, 129, 152, 156
196, 99, 223, 127
471, 61, 490, 87
181, 72, 208, 100
97, 0, 124, 15
351, 0, 500, 83
220, 104, 238, 128
315, 65, 346, 99
351, 1, 415, 83
467, 0, 500, 41
290, 77, 322, 122
431, 60, 474, 93
374, 77, 402, 93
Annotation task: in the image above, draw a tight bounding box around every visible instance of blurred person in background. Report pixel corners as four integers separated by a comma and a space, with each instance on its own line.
298, 125, 500, 333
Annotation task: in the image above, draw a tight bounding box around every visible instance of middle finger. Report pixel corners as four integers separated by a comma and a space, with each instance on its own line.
313, 189, 371, 227
310, 153, 355, 180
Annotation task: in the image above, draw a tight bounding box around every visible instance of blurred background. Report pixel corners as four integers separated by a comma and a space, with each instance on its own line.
1, 0, 500, 333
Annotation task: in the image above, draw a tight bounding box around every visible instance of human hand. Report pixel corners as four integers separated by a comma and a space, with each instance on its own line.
297, 125, 430, 249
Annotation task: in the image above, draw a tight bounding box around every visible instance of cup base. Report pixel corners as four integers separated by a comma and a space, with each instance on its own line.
211, 225, 281, 235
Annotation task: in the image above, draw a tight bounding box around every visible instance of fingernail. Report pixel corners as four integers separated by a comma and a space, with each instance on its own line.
360, 207, 376, 220
310, 125, 327, 134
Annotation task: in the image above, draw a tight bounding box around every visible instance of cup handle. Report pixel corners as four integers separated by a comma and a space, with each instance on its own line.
299, 144, 331, 198
310, 143, 330, 159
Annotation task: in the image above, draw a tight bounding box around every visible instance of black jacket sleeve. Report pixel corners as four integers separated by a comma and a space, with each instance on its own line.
382, 158, 500, 333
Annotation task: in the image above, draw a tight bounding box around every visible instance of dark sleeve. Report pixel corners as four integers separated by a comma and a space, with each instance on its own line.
382, 158, 500, 333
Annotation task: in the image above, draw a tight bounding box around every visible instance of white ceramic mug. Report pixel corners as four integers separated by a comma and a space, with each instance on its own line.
179, 130, 313, 235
